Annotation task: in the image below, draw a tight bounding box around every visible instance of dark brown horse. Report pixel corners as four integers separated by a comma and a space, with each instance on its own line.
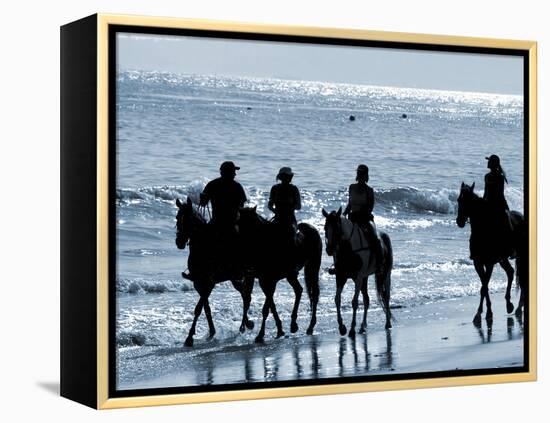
175, 197, 254, 347
456, 182, 526, 326
238, 206, 322, 343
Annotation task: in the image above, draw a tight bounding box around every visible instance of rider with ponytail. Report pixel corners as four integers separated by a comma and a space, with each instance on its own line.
483, 154, 514, 257
343, 164, 384, 275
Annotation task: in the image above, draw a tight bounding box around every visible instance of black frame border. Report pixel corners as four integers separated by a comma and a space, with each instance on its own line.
107, 24, 530, 399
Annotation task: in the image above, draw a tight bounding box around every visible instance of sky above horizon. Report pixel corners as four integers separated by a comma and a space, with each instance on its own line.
117, 33, 523, 95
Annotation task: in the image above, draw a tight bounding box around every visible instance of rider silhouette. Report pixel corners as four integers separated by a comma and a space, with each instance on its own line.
182, 161, 247, 281
200, 161, 247, 232
268, 167, 302, 251
484, 154, 514, 257
342, 164, 384, 275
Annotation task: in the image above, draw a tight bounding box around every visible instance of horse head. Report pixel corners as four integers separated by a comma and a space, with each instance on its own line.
456, 181, 475, 228
175, 197, 200, 249
322, 207, 342, 256
237, 205, 263, 234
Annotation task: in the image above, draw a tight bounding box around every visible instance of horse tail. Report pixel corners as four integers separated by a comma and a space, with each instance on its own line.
298, 223, 322, 305
510, 211, 526, 292
376, 232, 393, 321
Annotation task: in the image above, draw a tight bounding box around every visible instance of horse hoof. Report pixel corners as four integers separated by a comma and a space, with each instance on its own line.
506, 302, 515, 314
473, 314, 482, 327
385, 322, 392, 330
306, 327, 314, 335
290, 322, 299, 333
348, 329, 356, 339
359, 327, 366, 334
207, 332, 216, 340
246, 320, 255, 330
184, 337, 194, 347
255, 335, 265, 344
339, 325, 347, 336
239, 325, 246, 333
276, 330, 285, 339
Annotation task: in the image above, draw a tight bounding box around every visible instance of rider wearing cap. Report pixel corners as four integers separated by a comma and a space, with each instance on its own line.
182, 161, 247, 281
484, 154, 514, 257
268, 167, 302, 252
200, 161, 247, 231
343, 164, 384, 275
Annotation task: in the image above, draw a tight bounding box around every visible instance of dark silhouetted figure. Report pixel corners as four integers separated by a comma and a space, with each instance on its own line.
342, 164, 384, 275
456, 182, 526, 325
175, 197, 255, 347
191, 161, 248, 278
200, 161, 247, 230
483, 154, 514, 257
238, 206, 322, 342
268, 167, 302, 253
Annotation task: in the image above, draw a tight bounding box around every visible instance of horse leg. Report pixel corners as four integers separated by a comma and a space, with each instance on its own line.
203, 298, 216, 339
348, 276, 364, 339
233, 276, 254, 333
359, 280, 369, 334
255, 279, 273, 344
335, 276, 347, 336
185, 295, 205, 347
287, 275, 303, 334
473, 261, 486, 326
516, 285, 525, 318
484, 263, 495, 323
268, 288, 285, 339
243, 276, 255, 330
306, 290, 318, 336
500, 259, 515, 314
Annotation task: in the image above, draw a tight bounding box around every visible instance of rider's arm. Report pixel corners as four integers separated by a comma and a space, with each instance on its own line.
343, 185, 352, 216
365, 186, 374, 215
483, 173, 489, 200
238, 184, 247, 207
294, 186, 302, 211
199, 182, 211, 207
268, 185, 276, 213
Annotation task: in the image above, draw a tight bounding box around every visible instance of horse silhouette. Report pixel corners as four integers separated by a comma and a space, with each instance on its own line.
322, 207, 393, 334
238, 206, 322, 343
456, 182, 526, 326
175, 197, 254, 347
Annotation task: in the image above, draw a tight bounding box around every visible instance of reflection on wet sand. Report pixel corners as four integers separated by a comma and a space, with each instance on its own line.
474, 314, 523, 344
117, 296, 525, 390
203, 331, 395, 385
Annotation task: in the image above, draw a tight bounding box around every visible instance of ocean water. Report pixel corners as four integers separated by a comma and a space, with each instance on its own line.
115, 70, 524, 376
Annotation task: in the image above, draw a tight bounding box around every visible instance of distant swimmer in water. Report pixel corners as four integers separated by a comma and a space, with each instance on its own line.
349, 115, 356, 121
401, 113, 407, 119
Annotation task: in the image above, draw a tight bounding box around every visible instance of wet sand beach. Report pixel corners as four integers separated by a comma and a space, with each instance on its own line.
117, 292, 524, 390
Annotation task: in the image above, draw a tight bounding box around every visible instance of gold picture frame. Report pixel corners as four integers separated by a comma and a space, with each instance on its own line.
60, 13, 537, 409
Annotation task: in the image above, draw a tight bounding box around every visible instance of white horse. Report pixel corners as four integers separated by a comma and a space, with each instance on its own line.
322, 207, 393, 335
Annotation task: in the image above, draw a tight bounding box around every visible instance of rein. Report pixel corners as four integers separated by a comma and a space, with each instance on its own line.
331, 217, 370, 254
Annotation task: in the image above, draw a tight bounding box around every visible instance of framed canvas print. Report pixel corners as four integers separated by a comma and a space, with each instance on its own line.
60, 14, 537, 409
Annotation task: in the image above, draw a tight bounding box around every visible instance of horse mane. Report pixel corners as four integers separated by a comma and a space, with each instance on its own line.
194, 207, 207, 224
240, 206, 270, 224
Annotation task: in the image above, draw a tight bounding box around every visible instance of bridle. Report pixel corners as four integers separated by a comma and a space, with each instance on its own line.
326, 214, 370, 256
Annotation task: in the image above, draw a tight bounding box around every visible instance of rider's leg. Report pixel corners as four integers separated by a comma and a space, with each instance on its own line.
367, 220, 384, 274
